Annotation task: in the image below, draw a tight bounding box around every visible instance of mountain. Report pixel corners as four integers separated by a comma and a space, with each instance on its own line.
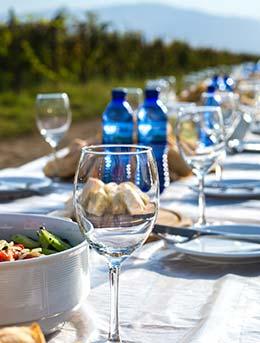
90, 3, 260, 55
1, 3, 260, 54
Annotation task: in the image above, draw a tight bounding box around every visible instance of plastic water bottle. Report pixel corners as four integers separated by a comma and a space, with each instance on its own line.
203, 85, 220, 106
201, 85, 221, 146
102, 88, 134, 183
223, 75, 234, 92
102, 88, 134, 144
211, 75, 220, 90
137, 88, 169, 193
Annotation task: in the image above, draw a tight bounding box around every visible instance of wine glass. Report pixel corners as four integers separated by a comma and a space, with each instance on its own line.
74, 145, 159, 342
167, 102, 196, 130
146, 78, 170, 104
126, 88, 143, 144
126, 87, 143, 114
159, 76, 177, 105
218, 91, 239, 132
36, 93, 71, 173
201, 91, 239, 181
217, 91, 239, 180
175, 106, 225, 227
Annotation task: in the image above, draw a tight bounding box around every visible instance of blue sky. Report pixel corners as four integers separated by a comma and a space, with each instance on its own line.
1, 0, 260, 20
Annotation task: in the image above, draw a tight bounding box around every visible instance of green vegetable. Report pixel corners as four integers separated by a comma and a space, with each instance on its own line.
42, 247, 57, 255
39, 227, 71, 252
37, 229, 50, 248
11, 234, 40, 249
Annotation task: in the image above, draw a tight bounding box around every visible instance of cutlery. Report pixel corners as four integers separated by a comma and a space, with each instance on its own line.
0, 182, 48, 197
0, 181, 32, 191
153, 224, 260, 244
190, 183, 257, 192
230, 141, 260, 153
205, 182, 258, 191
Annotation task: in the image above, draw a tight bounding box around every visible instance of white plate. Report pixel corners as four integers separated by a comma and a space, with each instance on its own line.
0, 176, 52, 199
191, 178, 260, 199
174, 224, 260, 263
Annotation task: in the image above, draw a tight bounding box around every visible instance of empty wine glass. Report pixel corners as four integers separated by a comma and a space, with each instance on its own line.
218, 91, 239, 133
36, 93, 71, 173
201, 91, 239, 181
126, 87, 143, 114
74, 145, 159, 342
217, 91, 239, 180
175, 106, 225, 227
146, 78, 170, 104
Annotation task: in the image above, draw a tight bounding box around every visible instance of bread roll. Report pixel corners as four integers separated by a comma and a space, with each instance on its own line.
0, 323, 45, 343
43, 139, 87, 178
168, 145, 191, 178
82, 177, 108, 216
118, 183, 146, 215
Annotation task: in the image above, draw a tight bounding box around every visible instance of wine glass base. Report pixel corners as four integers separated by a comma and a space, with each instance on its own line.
84, 337, 128, 343
193, 218, 235, 230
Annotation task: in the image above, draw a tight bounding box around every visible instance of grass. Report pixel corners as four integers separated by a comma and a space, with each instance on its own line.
0, 79, 145, 138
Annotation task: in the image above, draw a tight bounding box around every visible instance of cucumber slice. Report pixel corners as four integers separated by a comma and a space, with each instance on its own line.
37, 229, 50, 248
39, 227, 71, 252
11, 234, 40, 249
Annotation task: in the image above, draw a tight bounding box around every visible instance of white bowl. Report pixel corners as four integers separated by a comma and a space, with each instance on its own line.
0, 213, 89, 333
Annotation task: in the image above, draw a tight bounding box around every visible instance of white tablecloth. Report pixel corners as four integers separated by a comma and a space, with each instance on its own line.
1, 148, 260, 343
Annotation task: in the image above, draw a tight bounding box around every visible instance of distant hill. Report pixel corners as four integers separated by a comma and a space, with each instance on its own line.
1, 3, 260, 54
90, 3, 260, 55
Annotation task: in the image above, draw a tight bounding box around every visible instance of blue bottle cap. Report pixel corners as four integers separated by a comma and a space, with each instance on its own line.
223, 75, 234, 90
145, 88, 160, 99
212, 74, 219, 83
207, 85, 216, 93
112, 88, 127, 100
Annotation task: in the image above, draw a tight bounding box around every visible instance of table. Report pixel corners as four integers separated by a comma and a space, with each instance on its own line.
1, 147, 260, 342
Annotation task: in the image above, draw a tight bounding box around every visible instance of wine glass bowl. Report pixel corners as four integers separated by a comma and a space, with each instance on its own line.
218, 92, 239, 135
74, 144, 159, 342
126, 87, 143, 114
36, 93, 71, 168
176, 107, 225, 174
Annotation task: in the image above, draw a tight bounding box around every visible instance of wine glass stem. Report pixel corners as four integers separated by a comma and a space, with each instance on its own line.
52, 146, 59, 176
215, 163, 223, 182
198, 173, 206, 226
108, 264, 121, 343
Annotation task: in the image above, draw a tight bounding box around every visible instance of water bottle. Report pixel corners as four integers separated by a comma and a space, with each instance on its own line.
223, 75, 234, 92
201, 85, 220, 146
102, 88, 134, 183
211, 75, 220, 90
212, 75, 229, 92
203, 85, 220, 106
137, 88, 169, 193
102, 88, 134, 144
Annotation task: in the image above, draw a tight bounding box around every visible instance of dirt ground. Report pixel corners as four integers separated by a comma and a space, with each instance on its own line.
0, 119, 101, 169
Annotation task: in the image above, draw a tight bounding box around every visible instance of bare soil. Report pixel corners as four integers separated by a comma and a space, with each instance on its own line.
0, 119, 101, 169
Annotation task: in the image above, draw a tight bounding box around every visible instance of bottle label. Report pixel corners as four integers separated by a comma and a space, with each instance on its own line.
138, 122, 167, 144
103, 122, 133, 144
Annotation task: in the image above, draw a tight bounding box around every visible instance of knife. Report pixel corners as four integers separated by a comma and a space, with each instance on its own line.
153, 224, 260, 243
232, 141, 260, 153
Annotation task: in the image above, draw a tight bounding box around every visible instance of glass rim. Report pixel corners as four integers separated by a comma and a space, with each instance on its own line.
81, 144, 153, 155
36, 92, 69, 100
125, 87, 143, 94
180, 105, 221, 113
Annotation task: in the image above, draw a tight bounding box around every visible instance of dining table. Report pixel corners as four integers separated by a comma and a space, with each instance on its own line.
1, 136, 260, 343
